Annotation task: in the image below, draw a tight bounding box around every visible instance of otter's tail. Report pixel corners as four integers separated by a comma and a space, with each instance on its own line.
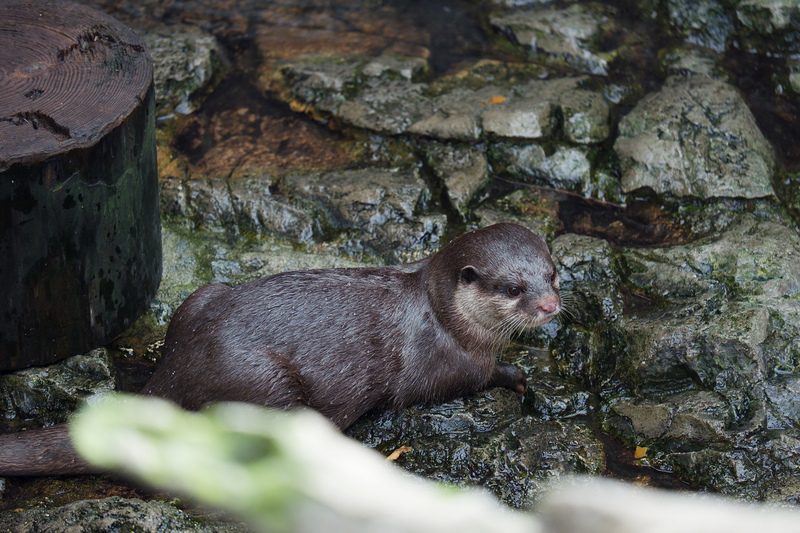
0, 424, 99, 476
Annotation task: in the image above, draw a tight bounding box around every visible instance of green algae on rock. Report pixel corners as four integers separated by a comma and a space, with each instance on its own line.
0, 496, 250, 533
602, 216, 800, 499
0, 349, 115, 432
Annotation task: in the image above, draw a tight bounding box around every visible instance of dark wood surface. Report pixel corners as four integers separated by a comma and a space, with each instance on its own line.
0, 0, 161, 370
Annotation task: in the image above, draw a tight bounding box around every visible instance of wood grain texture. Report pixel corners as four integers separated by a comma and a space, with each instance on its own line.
0, 0, 160, 370
0, 0, 152, 170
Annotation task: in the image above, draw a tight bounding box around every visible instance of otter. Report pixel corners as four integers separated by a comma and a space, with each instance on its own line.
0, 223, 561, 475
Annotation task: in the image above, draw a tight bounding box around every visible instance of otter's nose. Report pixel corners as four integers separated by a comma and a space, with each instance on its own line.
539, 299, 560, 314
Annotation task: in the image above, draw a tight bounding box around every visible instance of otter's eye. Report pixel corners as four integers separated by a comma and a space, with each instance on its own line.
507, 286, 522, 297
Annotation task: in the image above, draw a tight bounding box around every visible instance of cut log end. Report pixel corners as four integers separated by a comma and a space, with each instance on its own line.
0, 1, 161, 370
0, 0, 153, 170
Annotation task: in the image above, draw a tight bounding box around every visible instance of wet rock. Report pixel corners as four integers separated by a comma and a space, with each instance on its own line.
286, 168, 426, 228
227, 168, 320, 244
477, 87, 556, 140
615, 74, 777, 199
347, 389, 603, 508
474, 188, 560, 238
490, 143, 547, 179
509, 343, 593, 422
419, 142, 489, 216
286, 167, 444, 261
789, 57, 800, 94
278, 56, 431, 134
618, 216, 800, 386
407, 80, 582, 141
549, 234, 627, 386
278, 56, 610, 144
362, 55, 429, 81
480, 78, 609, 143
489, 4, 617, 76
628, 0, 800, 54
0, 349, 114, 432
526, 377, 591, 421
602, 216, 800, 499
735, 0, 800, 53
611, 391, 731, 443
784, 171, 800, 228
152, 221, 372, 322
142, 26, 228, 117
0, 496, 251, 533
341, 80, 431, 135
279, 57, 364, 114
664, 0, 733, 51
660, 47, 729, 80
490, 144, 592, 192
161, 166, 444, 262
162, 170, 322, 245
184, 176, 238, 229
559, 88, 612, 144
766, 376, 800, 428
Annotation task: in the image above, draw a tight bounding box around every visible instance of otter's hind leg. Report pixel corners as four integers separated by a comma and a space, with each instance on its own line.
165, 348, 312, 413
143, 283, 232, 398
225, 350, 312, 410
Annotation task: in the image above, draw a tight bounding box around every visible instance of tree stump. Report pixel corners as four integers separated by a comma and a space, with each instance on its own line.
0, 1, 161, 371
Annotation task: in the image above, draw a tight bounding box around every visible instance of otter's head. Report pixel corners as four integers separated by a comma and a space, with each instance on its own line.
427, 223, 561, 350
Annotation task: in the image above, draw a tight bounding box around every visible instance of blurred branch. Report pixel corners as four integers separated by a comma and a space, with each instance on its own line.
69, 394, 537, 533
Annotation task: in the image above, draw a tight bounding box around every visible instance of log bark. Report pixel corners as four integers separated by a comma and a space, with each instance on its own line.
0, 0, 161, 370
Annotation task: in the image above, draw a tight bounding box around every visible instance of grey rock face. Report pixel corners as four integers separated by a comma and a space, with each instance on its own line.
489, 4, 616, 75
142, 26, 228, 117
491, 143, 592, 192
420, 142, 490, 215
615, 74, 776, 199
287, 168, 444, 261
278, 56, 611, 144
603, 216, 800, 497
549, 233, 627, 387
665, 0, 733, 51
0, 349, 115, 432
347, 389, 604, 509
150, 221, 373, 323
790, 57, 800, 94
540, 210, 800, 501
160, 167, 443, 262
735, 0, 800, 52
0, 497, 251, 533
631, 0, 800, 54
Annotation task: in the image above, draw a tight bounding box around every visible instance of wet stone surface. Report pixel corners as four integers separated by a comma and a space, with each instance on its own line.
489, 3, 619, 75
2, 0, 800, 528
0, 350, 115, 433
615, 72, 777, 199
0, 496, 250, 533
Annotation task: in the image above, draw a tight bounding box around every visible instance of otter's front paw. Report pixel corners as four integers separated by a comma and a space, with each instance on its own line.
491, 364, 527, 397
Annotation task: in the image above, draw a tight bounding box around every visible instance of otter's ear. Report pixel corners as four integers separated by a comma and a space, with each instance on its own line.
460, 266, 480, 284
